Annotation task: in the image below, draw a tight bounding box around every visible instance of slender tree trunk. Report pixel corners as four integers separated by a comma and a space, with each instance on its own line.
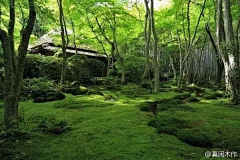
142, 0, 151, 81
222, 0, 240, 104
170, 56, 177, 79
150, 0, 159, 92
58, 0, 68, 84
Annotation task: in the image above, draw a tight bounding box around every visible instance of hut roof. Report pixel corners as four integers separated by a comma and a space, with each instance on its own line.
29, 42, 108, 58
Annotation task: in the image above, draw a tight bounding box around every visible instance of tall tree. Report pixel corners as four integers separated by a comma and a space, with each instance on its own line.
142, 0, 152, 81
57, 0, 69, 84
0, 0, 36, 129
150, 0, 160, 92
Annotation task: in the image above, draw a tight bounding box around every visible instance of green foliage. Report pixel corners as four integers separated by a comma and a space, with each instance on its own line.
117, 55, 151, 82
21, 77, 55, 100
24, 54, 62, 80
103, 77, 122, 90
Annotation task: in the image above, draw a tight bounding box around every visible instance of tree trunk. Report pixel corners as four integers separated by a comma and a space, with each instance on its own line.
0, 0, 36, 129
142, 0, 151, 81
150, 0, 159, 92
58, 0, 68, 84
222, 0, 240, 104
170, 56, 177, 79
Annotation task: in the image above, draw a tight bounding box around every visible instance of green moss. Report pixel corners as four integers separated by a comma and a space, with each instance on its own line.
203, 94, 218, 100
172, 93, 191, 100
185, 97, 200, 102
0, 84, 239, 160
137, 102, 157, 115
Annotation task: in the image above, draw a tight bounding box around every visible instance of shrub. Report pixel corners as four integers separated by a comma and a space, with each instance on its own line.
116, 55, 153, 83
173, 93, 191, 100
21, 77, 55, 101
103, 77, 122, 90
66, 55, 105, 82
137, 102, 157, 115
38, 117, 71, 134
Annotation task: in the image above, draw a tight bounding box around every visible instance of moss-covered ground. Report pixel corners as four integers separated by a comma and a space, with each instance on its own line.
0, 84, 239, 160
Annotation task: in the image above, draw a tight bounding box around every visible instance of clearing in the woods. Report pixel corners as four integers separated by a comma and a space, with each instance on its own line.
0, 84, 239, 160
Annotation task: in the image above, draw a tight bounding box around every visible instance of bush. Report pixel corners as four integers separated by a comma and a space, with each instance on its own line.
137, 102, 157, 115
116, 55, 153, 83
21, 77, 55, 101
38, 117, 71, 134
173, 93, 191, 100
67, 55, 105, 82
103, 77, 122, 90
24, 54, 62, 80
24, 54, 106, 82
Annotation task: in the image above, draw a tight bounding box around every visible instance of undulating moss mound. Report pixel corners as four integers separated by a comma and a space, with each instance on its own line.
38, 117, 71, 135
53, 97, 113, 109
174, 89, 184, 93
86, 90, 104, 96
172, 93, 191, 100
61, 86, 88, 96
141, 82, 152, 90
148, 116, 190, 135
33, 92, 65, 103
154, 98, 183, 105
137, 102, 157, 115
103, 95, 115, 101
203, 94, 218, 100
177, 129, 213, 148
185, 97, 200, 102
